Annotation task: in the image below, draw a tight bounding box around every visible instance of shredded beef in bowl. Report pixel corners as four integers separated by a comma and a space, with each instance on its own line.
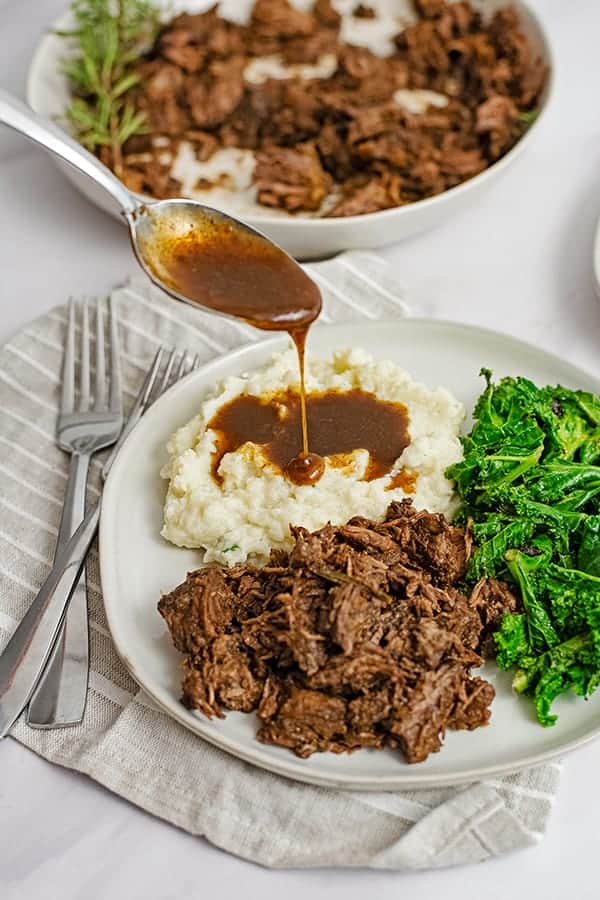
105, 0, 548, 219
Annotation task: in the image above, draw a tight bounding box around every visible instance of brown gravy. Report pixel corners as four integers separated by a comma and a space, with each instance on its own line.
385, 468, 417, 493
149, 220, 322, 332
208, 388, 410, 485
146, 217, 411, 487
144, 217, 323, 482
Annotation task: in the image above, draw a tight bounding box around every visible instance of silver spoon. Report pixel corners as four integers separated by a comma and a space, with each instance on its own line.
0, 89, 307, 320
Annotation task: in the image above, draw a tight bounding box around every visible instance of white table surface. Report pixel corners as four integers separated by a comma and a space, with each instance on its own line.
2, 0, 600, 896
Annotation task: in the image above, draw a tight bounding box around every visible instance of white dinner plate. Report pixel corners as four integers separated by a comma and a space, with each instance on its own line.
100, 319, 600, 791
26, 0, 553, 260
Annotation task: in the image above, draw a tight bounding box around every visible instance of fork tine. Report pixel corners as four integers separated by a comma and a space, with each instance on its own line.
61, 300, 76, 415
155, 349, 178, 398
175, 352, 189, 380
101, 348, 166, 481
79, 300, 90, 411
108, 296, 122, 415
139, 348, 166, 410
95, 299, 107, 409
192, 353, 201, 371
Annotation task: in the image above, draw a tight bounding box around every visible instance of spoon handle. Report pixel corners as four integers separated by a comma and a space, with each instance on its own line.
0, 89, 137, 215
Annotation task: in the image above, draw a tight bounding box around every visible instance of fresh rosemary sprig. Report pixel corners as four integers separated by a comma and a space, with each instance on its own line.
58, 0, 161, 175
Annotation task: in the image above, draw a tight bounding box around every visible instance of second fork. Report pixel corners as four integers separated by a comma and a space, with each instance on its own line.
27, 297, 122, 728
0, 346, 198, 739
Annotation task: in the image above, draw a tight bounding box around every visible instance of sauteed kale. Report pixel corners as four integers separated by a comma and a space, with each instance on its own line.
447, 370, 600, 726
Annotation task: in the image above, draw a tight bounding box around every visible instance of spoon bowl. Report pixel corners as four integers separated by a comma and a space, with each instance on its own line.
128, 198, 296, 320
129, 198, 321, 329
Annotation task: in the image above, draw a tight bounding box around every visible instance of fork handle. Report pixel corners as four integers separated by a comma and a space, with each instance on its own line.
27, 453, 91, 727
0, 504, 100, 739
57, 453, 91, 550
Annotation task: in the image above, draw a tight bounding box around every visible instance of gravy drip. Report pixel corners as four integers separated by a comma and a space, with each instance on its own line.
207, 388, 410, 486
145, 218, 323, 482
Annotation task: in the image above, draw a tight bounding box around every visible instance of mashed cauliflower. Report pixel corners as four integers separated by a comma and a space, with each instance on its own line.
161, 348, 464, 564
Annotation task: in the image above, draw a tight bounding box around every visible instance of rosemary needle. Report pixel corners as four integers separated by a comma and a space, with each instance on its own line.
58, 0, 161, 176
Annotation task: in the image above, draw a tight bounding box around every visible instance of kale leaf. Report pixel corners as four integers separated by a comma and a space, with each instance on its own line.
505, 542, 559, 654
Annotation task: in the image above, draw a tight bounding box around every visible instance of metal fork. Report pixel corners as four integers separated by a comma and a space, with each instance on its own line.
0, 347, 199, 739
27, 298, 123, 728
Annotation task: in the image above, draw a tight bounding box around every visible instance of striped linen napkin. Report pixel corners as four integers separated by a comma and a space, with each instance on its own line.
0, 250, 559, 869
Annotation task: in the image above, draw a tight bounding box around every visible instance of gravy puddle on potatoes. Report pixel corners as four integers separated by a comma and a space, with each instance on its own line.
208, 387, 411, 486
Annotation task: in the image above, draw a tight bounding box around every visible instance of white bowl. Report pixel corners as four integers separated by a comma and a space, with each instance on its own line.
27, 0, 554, 260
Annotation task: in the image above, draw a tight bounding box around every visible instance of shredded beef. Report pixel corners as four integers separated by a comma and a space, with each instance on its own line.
469, 577, 520, 656
326, 174, 403, 217
353, 3, 377, 18
108, 0, 546, 215
159, 501, 517, 764
258, 687, 349, 757
315, 0, 343, 28
181, 633, 265, 717
158, 566, 234, 654
184, 57, 246, 128
254, 143, 332, 211
475, 94, 521, 159
387, 663, 465, 762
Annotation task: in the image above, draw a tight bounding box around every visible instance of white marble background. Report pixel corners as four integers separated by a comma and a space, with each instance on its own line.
2, 0, 600, 896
